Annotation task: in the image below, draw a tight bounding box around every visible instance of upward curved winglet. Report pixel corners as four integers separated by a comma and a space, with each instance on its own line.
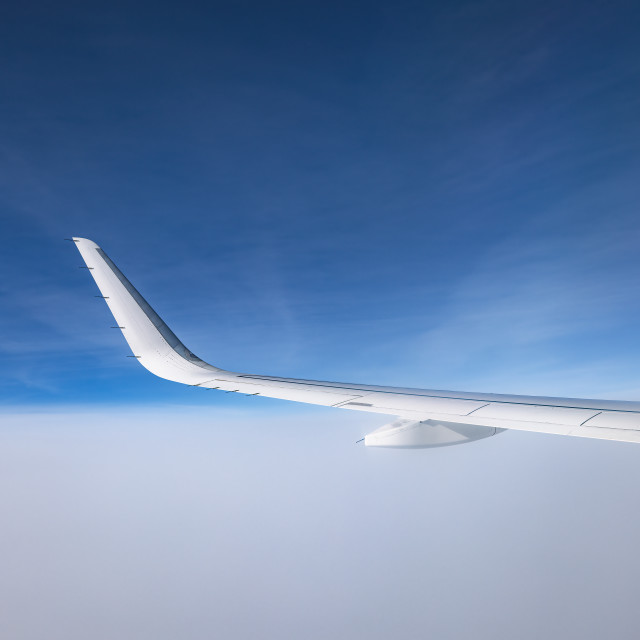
73, 237, 222, 384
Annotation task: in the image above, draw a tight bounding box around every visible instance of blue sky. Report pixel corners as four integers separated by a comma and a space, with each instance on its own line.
2, 0, 640, 408
2, 2, 640, 638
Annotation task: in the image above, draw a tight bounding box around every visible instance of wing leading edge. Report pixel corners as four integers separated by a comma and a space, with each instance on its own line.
72, 237, 640, 447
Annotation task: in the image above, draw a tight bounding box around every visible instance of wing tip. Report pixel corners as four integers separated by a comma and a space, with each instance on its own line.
72, 237, 100, 249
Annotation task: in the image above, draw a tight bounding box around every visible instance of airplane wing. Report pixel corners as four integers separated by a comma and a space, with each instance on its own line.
72, 237, 640, 447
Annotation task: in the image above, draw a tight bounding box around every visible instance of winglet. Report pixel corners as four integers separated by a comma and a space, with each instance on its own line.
73, 237, 222, 384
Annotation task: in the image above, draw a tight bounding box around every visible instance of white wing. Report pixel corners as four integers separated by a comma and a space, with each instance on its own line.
72, 237, 640, 447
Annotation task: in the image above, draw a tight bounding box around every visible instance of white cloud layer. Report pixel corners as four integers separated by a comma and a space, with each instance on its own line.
0, 406, 639, 640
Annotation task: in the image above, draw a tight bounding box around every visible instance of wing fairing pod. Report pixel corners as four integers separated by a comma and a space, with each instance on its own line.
364, 419, 504, 448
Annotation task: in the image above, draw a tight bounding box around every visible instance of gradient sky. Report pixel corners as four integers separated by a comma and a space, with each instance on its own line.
2, 1, 640, 638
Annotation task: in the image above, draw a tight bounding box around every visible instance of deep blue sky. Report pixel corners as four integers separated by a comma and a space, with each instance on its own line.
2, 0, 640, 408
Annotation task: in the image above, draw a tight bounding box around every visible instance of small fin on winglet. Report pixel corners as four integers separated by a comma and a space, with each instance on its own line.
73, 237, 223, 385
